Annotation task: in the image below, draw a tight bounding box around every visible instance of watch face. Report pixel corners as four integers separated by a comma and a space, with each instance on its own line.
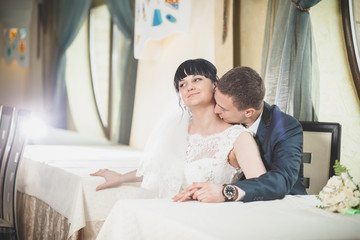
224, 185, 236, 198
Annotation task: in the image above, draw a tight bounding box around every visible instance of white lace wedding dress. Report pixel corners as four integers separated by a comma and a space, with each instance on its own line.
137, 110, 249, 198
182, 125, 245, 188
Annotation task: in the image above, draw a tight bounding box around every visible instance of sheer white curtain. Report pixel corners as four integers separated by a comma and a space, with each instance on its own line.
261, 0, 321, 121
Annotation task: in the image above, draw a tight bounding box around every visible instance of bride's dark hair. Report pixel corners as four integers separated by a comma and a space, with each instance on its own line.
173, 58, 218, 93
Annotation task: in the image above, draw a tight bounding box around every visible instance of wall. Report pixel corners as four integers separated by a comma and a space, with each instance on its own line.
239, 0, 267, 72
0, 0, 43, 117
312, 0, 360, 179
214, 0, 234, 77
0, 59, 27, 107
130, 0, 233, 149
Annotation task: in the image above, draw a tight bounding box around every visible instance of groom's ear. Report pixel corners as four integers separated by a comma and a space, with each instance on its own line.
244, 108, 256, 118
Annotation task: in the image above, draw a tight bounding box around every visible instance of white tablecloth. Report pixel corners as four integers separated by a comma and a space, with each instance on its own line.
96, 195, 360, 240
17, 145, 146, 238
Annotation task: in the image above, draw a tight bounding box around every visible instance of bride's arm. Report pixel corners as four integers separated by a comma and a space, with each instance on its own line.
90, 169, 143, 191
233, 132, 266, 179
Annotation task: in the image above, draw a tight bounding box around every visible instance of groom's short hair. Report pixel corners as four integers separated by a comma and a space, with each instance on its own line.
217, 67, 265, 111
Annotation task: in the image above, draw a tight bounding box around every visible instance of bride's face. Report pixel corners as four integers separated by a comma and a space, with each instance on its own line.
178, 75, 215, 108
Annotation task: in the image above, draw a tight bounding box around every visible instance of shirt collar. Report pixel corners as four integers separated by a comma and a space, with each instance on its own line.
247, 110, 263, 135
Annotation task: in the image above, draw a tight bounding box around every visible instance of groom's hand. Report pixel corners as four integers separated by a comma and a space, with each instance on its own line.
173, 182, 224, 203
190, 182, 224, 202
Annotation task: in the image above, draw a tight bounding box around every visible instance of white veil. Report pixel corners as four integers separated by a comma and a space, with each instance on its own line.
136, 108, 190, 198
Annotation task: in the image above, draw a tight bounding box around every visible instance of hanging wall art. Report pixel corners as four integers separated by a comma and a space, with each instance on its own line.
134, 0, 191, 59
2, 27, 29, 67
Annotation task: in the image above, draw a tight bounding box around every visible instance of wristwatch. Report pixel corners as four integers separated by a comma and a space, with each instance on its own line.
222, 184, 237, 202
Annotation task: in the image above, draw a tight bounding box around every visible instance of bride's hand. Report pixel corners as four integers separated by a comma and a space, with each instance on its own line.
90, 169, 123, 191
172, 187, 199, 202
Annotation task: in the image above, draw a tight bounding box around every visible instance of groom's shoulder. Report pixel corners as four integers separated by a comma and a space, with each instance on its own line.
263, 102, 302, 130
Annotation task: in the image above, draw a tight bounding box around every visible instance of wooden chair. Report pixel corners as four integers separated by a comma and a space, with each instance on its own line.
0, 109, 30, 240
300, 121, 341, 195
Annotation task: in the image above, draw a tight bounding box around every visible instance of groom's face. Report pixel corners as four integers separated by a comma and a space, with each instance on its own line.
214, 89, 246, 124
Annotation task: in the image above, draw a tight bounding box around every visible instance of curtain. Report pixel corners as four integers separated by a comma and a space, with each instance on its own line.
105, 0, 138, 144
42, 0, 91, 128
260, 0, 321, 121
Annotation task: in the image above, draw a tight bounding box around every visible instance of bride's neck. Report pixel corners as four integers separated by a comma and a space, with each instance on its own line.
189, 106, 227, 135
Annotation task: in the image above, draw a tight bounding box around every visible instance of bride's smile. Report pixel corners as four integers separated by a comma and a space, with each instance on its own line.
187, 91, 200, 98
179, 75, 214, 107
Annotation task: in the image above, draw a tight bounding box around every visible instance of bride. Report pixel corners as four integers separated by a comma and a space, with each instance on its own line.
91, 58, 266, 202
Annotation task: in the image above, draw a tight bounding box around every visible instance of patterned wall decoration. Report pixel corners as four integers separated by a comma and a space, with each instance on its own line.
134, 0, 191, 59
2, 27, 29, 67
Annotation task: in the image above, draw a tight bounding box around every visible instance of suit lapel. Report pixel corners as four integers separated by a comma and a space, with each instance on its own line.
256, 102, 272, 142
254, 102, 273, 167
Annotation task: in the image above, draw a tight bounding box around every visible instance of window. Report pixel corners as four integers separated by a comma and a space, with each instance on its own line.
89, 4, 124, 140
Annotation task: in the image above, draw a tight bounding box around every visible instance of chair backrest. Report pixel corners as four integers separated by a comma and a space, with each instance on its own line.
300, 121, 341, 195
0, 106, 15, 171
1, 109, 30, 228
0, 106, 15, 218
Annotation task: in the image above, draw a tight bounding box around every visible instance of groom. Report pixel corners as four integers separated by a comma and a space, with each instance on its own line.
174, 66, 307, 202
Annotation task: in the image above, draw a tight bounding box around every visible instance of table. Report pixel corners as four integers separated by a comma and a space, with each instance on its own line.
16, 144, 146, 240
96, 196, 360, 240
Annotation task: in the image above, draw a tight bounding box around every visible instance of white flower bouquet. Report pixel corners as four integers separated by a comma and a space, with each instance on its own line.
317, 160, 360, 215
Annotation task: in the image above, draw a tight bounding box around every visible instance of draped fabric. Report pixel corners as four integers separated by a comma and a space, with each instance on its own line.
260, 0, 321, 121
17, 191, 104, 240
105, 0, 138, 144
136, 109, 189, 198
42, 0, 91, 128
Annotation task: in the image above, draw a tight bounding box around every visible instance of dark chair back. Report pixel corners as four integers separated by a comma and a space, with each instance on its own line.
0, 109, 30, 240
0, 106, 15, 218
300, 121, 341, 195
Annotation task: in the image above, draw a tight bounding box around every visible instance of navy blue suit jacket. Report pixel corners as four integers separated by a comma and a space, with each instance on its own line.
234, 102, 307, 202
